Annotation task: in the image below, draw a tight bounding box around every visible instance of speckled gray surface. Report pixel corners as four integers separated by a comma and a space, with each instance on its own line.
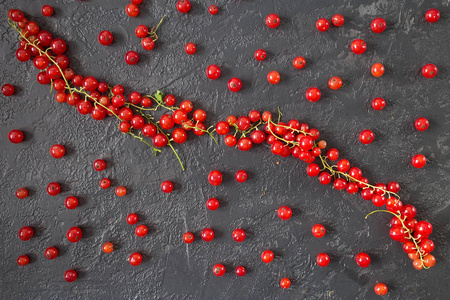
1, 0, 450, 299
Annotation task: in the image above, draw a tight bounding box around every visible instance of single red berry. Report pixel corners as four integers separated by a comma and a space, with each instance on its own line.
254, 49, 266, 61
161, 181, 174, 193
183, 232, 194, 244
277, 206, 292, 220
51, 39, 67, 55
99, 178, 111, 189
224, 135, 237, 147
374, 283, 388, 296
45, 247, 58, 260
267, 71, 280, 84
232, 229, 246, 242
415, 117, 429, 131
19, 226, 34, 241
47, 182, 61, 196
228, 78, 242, 92
327, 148, 339, 161
93, 159, 106, 171
48, 144, 65, 158
293, 56, 306, 69
425, 9, 440, 23
64, 270, 78, 282
235, 266, 246, 277
208, 170, 223, 186
201, 228, 214, 242
135, 25, 148, 38
206, 198, 219, 210
153, 133, 168, 148
261, 250, 274, 263
141, 37, 155, 50
372, 97, 386, 110
125, 3, 140, 17
280, 278, 291, 289
15, 188, 28, 199
127, 213, 139, 225
208, 5, 218, 15
129, 252, 142, 266
213, 264, 225, 276
316, 253, 330, 267
67, 227, 82, 243
125, 51, 139, 65
177, 0, 191, 13
172, 128, 188, 144
206, 64, 221, 80
115, 186, 127, 197
135, 225, 148, 237
355, 252, 371, 268
412, 154, 426, 168
265, 14, 280, 28
328, 77, 342, 90
10, 9, 25, 22
316, 18, 330, 31
351, 39, 367, 55
359, 130, 374, 144
185, 42, 197, 55
17, 255, 29, 266
318, 172, 331, 185
312, 224, 326, 238
235, 170, 247, 182
215, 121, 230, 135
371, 63, 385, 77
16, 48, 31, 62
306, 87, 321, 102
65, 196, 78, 210
422, 64, 437, 78
371, 18, 386, 33
331, 14, 344, 26
2, 84, 15, 96
8, 130, 24, 143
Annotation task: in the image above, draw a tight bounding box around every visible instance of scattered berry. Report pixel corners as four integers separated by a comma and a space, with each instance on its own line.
254, 49, 266, 61
64, 270, 78, 282
372, 98, 386, 110
19, 226, 34, 241
316, 18, 330, 31
355, 252, 371, 268
135, 225, 148, 237
415, 117, 429, 131
47, 182, 61, 196
2, 83, 15, 96
201, 228, 215, 242
8, 129, 24, 143
208, 5, 218, 15
50, 144, 65, 158
125, 3, 139, 17
208, 170, 223, 186
351, 39, 367, 55
261, 250, 274, 263
235, 170, 247, 182
213, 264, 225, 276
206, 64, 221, 80
316, 253, 330, 267
235, 266, 246, 276
425, 9, 440, 23
67, 226, 82, 243
41, 5, 54, 17
422, 64, 437, 78
228, 78, 242, 92
306, 87, 321, 102
65, 196, 78, 210
177, 0, 191, 13
265, 14, 280, 28
267, 71, 280, 84
45, 247, 58, 259
102, 242, 114, 253
115, 186, 127, 197
129, 252, 142, 266
359, 130, 374, 144
280, 278, 291, 289
127, 213, 139, 225
15, 188, 28, 199
293, 56, 306, 69
93, 159, 106, 171
371, 18, 386, 33
99, 178, 111, 189
328, 77, 342, 90
277, 206, 292, 220
183, 232, 194, 243
161, 181, 174, 193
412, 154, 426, 168
232, 229, 246, 242
371, 63, 385, 77
125, 51, 139, 65
374, 283, 388, 296
331, 14, 344, 26
185, 42, 197, 55
206, 198, 219, 210
312, 224, 326, 238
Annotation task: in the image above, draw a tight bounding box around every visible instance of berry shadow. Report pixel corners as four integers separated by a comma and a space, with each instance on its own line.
27, 253, 38, 264
78, 224, 94, 239
58, 182, 71, 194
75, 196, 86, 207
54, 244, 68, 257
29, 223, 45, 238
26, 187, 37, 198
22, 130, 33, 143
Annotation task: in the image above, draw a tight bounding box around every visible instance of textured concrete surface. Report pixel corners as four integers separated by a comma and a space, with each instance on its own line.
1, 0, 450, 299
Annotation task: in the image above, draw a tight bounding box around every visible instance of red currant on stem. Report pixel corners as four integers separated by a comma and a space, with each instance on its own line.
316, 253, 330, 267
261, 250, 274, 263
351, 39, 367, 55
412, 154, 426, 168
355, 252, 371, 268
129, 252, 142, 266
201, 228, 214, 242
45, 247, 58, 259
316, 18, 330, 31
374, 283, 388, 296
232, 229, 246, 242
280, 278, 291, 289
135, 25, 148, 38
142, 37, 155, 50
183, 232, 194, 243
371, 18, 386, 33
185, 42, 197, 55
208, 170, 223, 186
331, 14, 344, 26
161, 181, 174, 193
2, 84, 15, 96
213, 264, 225, 276
265, 14, 280, 28
277, 206, 292, 220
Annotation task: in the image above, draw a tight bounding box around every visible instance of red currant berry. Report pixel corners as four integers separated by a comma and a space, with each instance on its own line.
129, 252, 142, 266
318, 172, 332, 185
355, 252, 371, 268
316, 253, 330, 267
261, 250, 274, 263
254, 49, 266, 61
201, 228, 214, 242
185, 42, 197, 55
312, 224, 326, 238
135, 225, 148, 237
251, 130, 266, 144
351, 39, 367, 55
10, 9, 25, 22
316, 18, 330, 31
331, 14, 344, 26
183, 232, 194, 244
415, 221, 433, 237
327, 148, 339, 161
99, 178, 111, 189
412, 154, 426, 168
8, 129, 24, 143
65, 196, 78, 210
265, 14, 280, 28
48, 144, 65, 158
306, 87, 321, 102
125, 51, 139, 65
2, 84, 15, 96
115, 186, 127, 197
208, 170, 222, 186
153, 133, 168, 147
277, 206, 292, 220
334, 178, 348, 190
388, 181, 400, 193
93, 159, 106, 171
135, 25, 148, 38
349, 167, 362, 180
415, 117, 429, 131
215, 121, 230, 135
280, 278, 291, 289
235, 170, 247, 182
267, 70, 281, 85
235, 266, 246, 277
422, 64, 437, 78
371, 63, 385, 77
17, 255, 29, 266
206, 64, 221, 79
37, 30, 53, 47
232, 229, 246, 242
293, 56, 306, 69
208, 5, 218, 15
371, 18, 386, 33
180, 100, 193, 113
423, 254, 436, 268
177, 0, 191, 13
425, 9, 440, 23
125, 3, 140, 17
372, 97, 385, 110
161, 181, 174, 193
51, 39, 67, 55
64, 270, 78, 282
16, 48, 31, 62
237, 137, 253, 151
328, 77, 342, 90
206, 198, 219, 210
130, 115, 144, 129
44, 247, 58, 260
359, 129, 374, 144
67, 227, 82, 243
47, 182, 61, 196
224, 135, 237, 147
98, 30, 113, 45
228, 77, 242, 92
374, 283, 388, 296
15, 188, 28, 199
19, 226, 34, 241
172, 128, 188, 144
141, 37, 155, 50
307, 163, 320, 177
213, 264, 225, 276
127, 213, 138, 225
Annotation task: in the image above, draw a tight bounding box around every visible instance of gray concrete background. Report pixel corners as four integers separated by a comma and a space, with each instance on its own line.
1, 0, 450, 299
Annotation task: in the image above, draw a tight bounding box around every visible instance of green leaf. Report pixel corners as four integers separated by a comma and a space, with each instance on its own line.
155, 90, 163, 103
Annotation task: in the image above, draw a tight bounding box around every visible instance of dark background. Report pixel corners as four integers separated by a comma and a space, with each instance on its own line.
1, 0, 450, 299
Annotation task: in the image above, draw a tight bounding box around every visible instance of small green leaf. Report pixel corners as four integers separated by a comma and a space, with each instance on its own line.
155, 90, 163, 102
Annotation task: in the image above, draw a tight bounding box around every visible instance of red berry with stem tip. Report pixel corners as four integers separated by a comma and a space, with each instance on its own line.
415, 221, 433, 237
201, 228, 214, 242
93, 159, 106, 171
183, 232, 194, 243
131, 0, 143, 4
316, 253, 330, 267
280, 278, 291, 289
265, 14, 280, 28
180, 100, 193, 113
129, 252, 142, 266
328, 77, 342, 90
50, 144, 65, 158
38, 31, 53, 47
206, 64, 221, 79
142, 37, 155, 50
16, 48, 31, 62
224, 135, 237, 147
374, 283, 388, 296
213, 264, 225, 276
307, 163, 320, 177
99, 178, 111, 189
15, 188, 28, 199
332, 14, 344, 26
119, 121, 131, 133
235, 170, 247, 182
2, 84, 15, 96
115, 186, 127, 197
185, 42, 197, 55
423, 254, 436, 268
135, 225, 148, 237
64, 270, 78, 282
336, 159, 350, 172
153, 133, 168, 147
316, 18, 330, 31
208, 170, 222, 186
261, 250, 274, 263
127, 213, 138, 225
215, 121, 230, 135
65, 196, 78, 209
17, 255, 29, 266
278, 206, 292, 220
415, 117, 429, 131
306, 87, 321, 102
19, 226, 34, 241
208, 5, 218, 15
10, 9, 25, 22
161, 181, 174, 193
125, 3, 139, 17
267, 71, 280, 84
372, 97, 386, 110
359, 130, 374, 144
51, 39, 67, 55
135, 25, 148, 38
327, 148, 339, 161
425, 9, 440, 23
312, 224, 326, 238
125, 51, 139, 65
67, 227, 82, 243
422, 64, 437, 78
251, 130, 266, 144
130, 115, 144, 129
293, 56, 306, 69
47, 182, 61, 196
355, 252, 371, 268
388, 181, 400, 193
228, 78, 242, 92
172, 128, 188, 144
142, 124, 157, 137
371, 63, 385, 77
98, 30, 113, 45
177, 0, 191, 13
419, 239, 435, 254
206, 198, 219, 210
8, 130, 24, 143
235, 266, 246, 277
232, 229, 246, 242
371, 18, 386, 33
334, 178, 348, 190
45, 247, 58, 260
412, 154, 426, 168
254, 49, 266, 61
351, 39, 367, 54
318, 172, 331, 185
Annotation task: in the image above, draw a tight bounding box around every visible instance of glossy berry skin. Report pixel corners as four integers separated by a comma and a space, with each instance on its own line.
8, 130, 24, 143
19, 226, 34, 241
161, 181, 174, 193
206, 65, 221, 80
228, 78, 242, 92
49, 144, 66, 158
215, 121, 230, 135
371, 63, 385, 77
115, 186, 127, 197
372, 98, 386, 110
328, 77, 342, 90
351, 39, 367, 55
135, 225, 148, 237
47, 182, 61, 196
177, 0, 191, 13
129, 252, 142, 266
2, 84, 15, 96
16, 49, 30, 62
415, 117, 429, 131
102, 242, 114, 253
98, 30, 113, 45
17, 255, 29, 266
306, 87, 321, 102
316, 18, 330, 31
374, 283, 388, 296
15, 188, 28, 199
232, 229, 246, 242
51, 39, 67, 55
331, 14, 344, 26
125, 51, 139, 65
153, 134, 168, 148
183, 232, 194, 244
208, 5, 218, 15
65, 196, 78, 210
261, 250, 274, 263
125, 4, 140, 17
235, 170, 247, 182
412, 154, 426, 168
316, 253, 330, 267
135, 25, 148, 38
45, 247, 58, 259
213, 264, 225, 276
312, 224, 326, 238
127, 213, 139, 225
185, 42, 197, 55
254, 49, 266, 61
371, 18, 386, 33
265, 14, 280, 28
425, 9, 440, 23
142, 37, 155, 50
93, 159, 106, 171
235, 266, 246, 277
267, 71, 280, 84
67, 227, 82, 243
355, 252, 371, 268
206, 198, 219, 210
280, 278, 291, 289
293, 56, 306, 69
164, 96, 176, 107
208, 170, 223, 186
201, 228, 214, 242
277, 206, 292, 220
99, 178, 111, 189
422, 64, 437, 78
64, 270, 78, 282
359, 130, 374, 144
